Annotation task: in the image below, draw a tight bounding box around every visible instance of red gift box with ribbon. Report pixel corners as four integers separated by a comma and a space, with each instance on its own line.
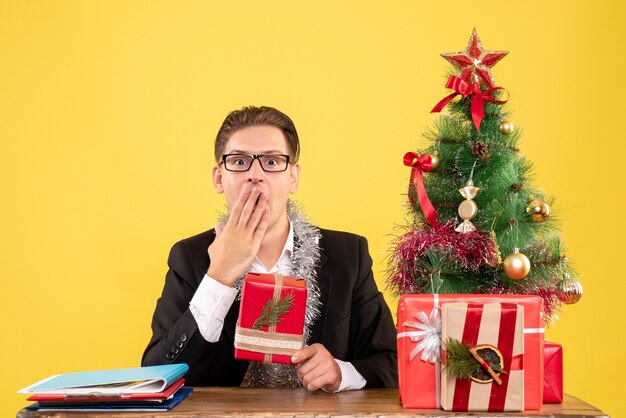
397, 294, 544, 409
440, 302, 524, 412
543, 341, 563, 403
234, 273, 307, 364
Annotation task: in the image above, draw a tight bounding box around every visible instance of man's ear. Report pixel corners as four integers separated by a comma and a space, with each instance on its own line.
289, 163, 300, 194
212, 166, 224, 193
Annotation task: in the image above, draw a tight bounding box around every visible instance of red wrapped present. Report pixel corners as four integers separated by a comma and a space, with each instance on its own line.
397, 294, 544, 409
543, 341, 563, 403
234, 273, 307, 364
440, 302, 524, 412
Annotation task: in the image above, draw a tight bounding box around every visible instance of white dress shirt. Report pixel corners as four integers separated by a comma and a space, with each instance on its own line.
189, 221, 366, 392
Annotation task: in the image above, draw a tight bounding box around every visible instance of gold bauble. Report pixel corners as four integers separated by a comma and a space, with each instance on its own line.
557, 277, 583, 304
499, 120, 515, 135
458, 199, 478, 220
503, 251, 531, 280
430, 152, 440, 170
526, 198, 551, 222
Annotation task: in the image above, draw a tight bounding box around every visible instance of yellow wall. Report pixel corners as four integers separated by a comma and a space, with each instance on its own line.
1, 1, 623, 416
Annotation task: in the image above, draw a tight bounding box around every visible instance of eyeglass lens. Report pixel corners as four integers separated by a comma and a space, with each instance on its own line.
223, 154, 289, 172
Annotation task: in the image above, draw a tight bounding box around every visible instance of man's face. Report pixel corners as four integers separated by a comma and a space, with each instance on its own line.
212, 125, 300, 229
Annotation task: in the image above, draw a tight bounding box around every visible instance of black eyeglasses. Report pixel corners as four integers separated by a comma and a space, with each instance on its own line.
221, 154, 291, 172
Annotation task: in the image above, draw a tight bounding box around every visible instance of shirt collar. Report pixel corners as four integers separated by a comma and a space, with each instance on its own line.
249, 217, 294, 274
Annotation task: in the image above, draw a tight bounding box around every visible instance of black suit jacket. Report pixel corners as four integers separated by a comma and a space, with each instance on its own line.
142, 228, 398, 388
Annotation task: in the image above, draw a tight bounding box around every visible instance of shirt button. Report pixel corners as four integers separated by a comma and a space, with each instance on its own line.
166, 353, 175, 360
177, 341, 184, 348
180, 333, 188, 341
171, 347, 180, 354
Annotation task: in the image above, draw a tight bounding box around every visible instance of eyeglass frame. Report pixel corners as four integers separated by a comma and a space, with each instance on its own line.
220, 153, 292, 172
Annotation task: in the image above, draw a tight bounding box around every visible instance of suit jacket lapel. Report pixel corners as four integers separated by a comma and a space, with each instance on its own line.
309, 251, 330, 344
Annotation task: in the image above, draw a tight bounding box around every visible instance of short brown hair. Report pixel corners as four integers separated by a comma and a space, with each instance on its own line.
214, 106, 300, 163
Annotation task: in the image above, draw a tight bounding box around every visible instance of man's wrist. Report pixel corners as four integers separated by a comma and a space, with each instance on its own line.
206, 267, 236, 287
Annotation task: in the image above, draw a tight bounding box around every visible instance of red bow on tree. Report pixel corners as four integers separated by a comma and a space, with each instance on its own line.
403, 152, 439, 230
431, 75, 508, 131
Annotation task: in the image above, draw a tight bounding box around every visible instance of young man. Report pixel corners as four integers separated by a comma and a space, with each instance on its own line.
142, 106, 397, 391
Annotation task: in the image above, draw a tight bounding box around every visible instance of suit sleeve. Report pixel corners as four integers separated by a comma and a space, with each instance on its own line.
141, 240, 246, 386
348, 236, 398, 388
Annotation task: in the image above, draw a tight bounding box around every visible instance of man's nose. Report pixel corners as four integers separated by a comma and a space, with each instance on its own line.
247, 158, 265, 183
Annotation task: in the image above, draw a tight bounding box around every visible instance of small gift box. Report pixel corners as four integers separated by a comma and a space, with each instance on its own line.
234, 273, 307, 364
543, 341, 563, 403
396, 294, 544, 409
440, 302, 524, 412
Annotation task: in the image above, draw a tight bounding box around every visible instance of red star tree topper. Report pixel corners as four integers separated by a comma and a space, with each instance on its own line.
441, 28, 508, 88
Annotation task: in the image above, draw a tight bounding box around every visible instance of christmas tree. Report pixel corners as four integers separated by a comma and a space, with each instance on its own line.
387, 29, 582, 321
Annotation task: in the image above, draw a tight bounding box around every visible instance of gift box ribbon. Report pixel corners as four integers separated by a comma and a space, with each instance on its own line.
396, 296, 441, 363
234, 326, 304, 357
234, 274, 304, 363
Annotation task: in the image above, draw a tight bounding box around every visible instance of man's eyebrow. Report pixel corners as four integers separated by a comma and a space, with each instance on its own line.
226, 150, 287, 154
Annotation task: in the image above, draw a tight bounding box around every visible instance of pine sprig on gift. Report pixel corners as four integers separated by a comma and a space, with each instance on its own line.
442, 338, 504, 382
442, 338, 480, 379
252, 292, 295, 330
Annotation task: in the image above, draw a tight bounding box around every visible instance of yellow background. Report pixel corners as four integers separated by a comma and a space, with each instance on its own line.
1, 1, 624, 416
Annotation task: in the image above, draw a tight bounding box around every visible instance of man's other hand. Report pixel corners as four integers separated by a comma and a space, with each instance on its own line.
291, 343, 341, 392
207, 186, 269, 286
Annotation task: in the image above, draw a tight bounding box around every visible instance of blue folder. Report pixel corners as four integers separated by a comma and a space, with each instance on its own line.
19, 364, 189, 395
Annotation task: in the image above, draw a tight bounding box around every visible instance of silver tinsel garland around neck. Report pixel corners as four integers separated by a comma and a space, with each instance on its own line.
218, 200, 322, 388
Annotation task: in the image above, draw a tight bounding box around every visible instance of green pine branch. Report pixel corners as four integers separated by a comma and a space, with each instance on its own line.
252, 291, 295, 330
442, 338, 481, 380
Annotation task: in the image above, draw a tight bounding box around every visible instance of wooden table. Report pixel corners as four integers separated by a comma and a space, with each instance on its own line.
17, 388, 610, 417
